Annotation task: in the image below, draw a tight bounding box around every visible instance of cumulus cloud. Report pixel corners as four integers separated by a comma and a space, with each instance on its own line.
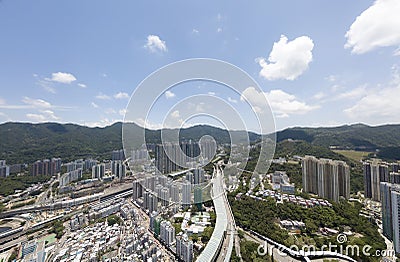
95, 93, 111, 100
78, 83, 87, 88
165, 90, 176, 99
47, 72, 77, 84
345, 0, 400, 54
241, 86, 318, 118
144, 35, 167, 53
91, 102, 99, 108
258, 35, 314, 81
114, 92, 130, 99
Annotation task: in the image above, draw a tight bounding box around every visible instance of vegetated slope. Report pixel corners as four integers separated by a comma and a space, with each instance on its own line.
0, 122, 260, 164
277, 123, 400, 150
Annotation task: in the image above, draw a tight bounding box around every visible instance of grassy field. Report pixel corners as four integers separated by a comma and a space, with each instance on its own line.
333, 150, 370, 162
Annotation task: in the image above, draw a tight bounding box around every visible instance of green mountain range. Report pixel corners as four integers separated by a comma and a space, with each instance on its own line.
1, 122, 400, 164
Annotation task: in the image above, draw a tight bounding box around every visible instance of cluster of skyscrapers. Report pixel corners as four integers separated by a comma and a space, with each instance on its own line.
31, 158, 62, 176
363, 160, 398, 201
302, 155, 350, 202
91, 160, 126, 180
132, 167, 206, 214
155, 139, 216, 174
363, 160, 400, 253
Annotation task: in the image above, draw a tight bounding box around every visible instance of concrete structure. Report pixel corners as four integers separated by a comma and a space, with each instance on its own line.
176, 234, 193, 262
182, 180, 192, 208
31, 158, 61, 176
0, 160, 10, 177
391, 190, 400, 253
302, 156, 350, 202
364, 160, 389, 201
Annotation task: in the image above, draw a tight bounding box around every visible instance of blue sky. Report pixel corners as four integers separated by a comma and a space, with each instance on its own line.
0, 0, 400, 132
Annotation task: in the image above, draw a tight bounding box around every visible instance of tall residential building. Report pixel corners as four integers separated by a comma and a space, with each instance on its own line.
364, 162, 372, 198
337, 161, 351, 199
302, 156, 319, 194
390, 172, 400, 184
176, 234, 193, 262
193, 168, 205, 184
112, 149, 125, 161
302, 156, 350, 202
380, 182, 400, 241
132, 179, 144, 201
31, 158, 61, 176
182, 180, 192, 208
0, 160, 10, 178
160, 187, 170, 207
160, 220, 176, 246
112, 160, 126, 180
155, 141, 201, 174
194, 186, 203, 211
364, 161, 389, 201
169, 183, 180, 204
91, 163, 105, 180
391, 190, 400, 253
144, 191, 158, 213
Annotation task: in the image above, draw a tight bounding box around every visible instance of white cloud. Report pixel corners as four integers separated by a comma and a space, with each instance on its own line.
105, 108, 117, 114
344, 67, 400, 120
22, 97, 52, 108
207, 92, 216, 96
336, 86, 367, 100
26, 113, 46, 122
114, 92, 130, 99
95, 93, 111, 100
26, 110, 59, 122
0, 97, 5, 105
192, 29, 199, 34
37, 79, 56, 94
78, 83, 87, 88
40, 110, 59, 120
326, 75, 337, 82
217, 27, 223, 33
135, 118, 164, 130
345, 0, 400, 55
144, 35, 167, 53
165, 90, 176, 99
241, 86, 318, 118
258, 35, 314, 81
313, 92, 326, 100
171, 110, 180, 119
119, 109, 127, 116
227, 97, 238, 103
48, 72, 77, 84
91, 102, 99, 108
85, 118, 116, 128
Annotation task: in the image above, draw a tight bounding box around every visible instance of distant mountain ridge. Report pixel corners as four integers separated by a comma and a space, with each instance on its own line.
0, 122, 259, 164
277, 123, 400, 150
1, 122, 400, 164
